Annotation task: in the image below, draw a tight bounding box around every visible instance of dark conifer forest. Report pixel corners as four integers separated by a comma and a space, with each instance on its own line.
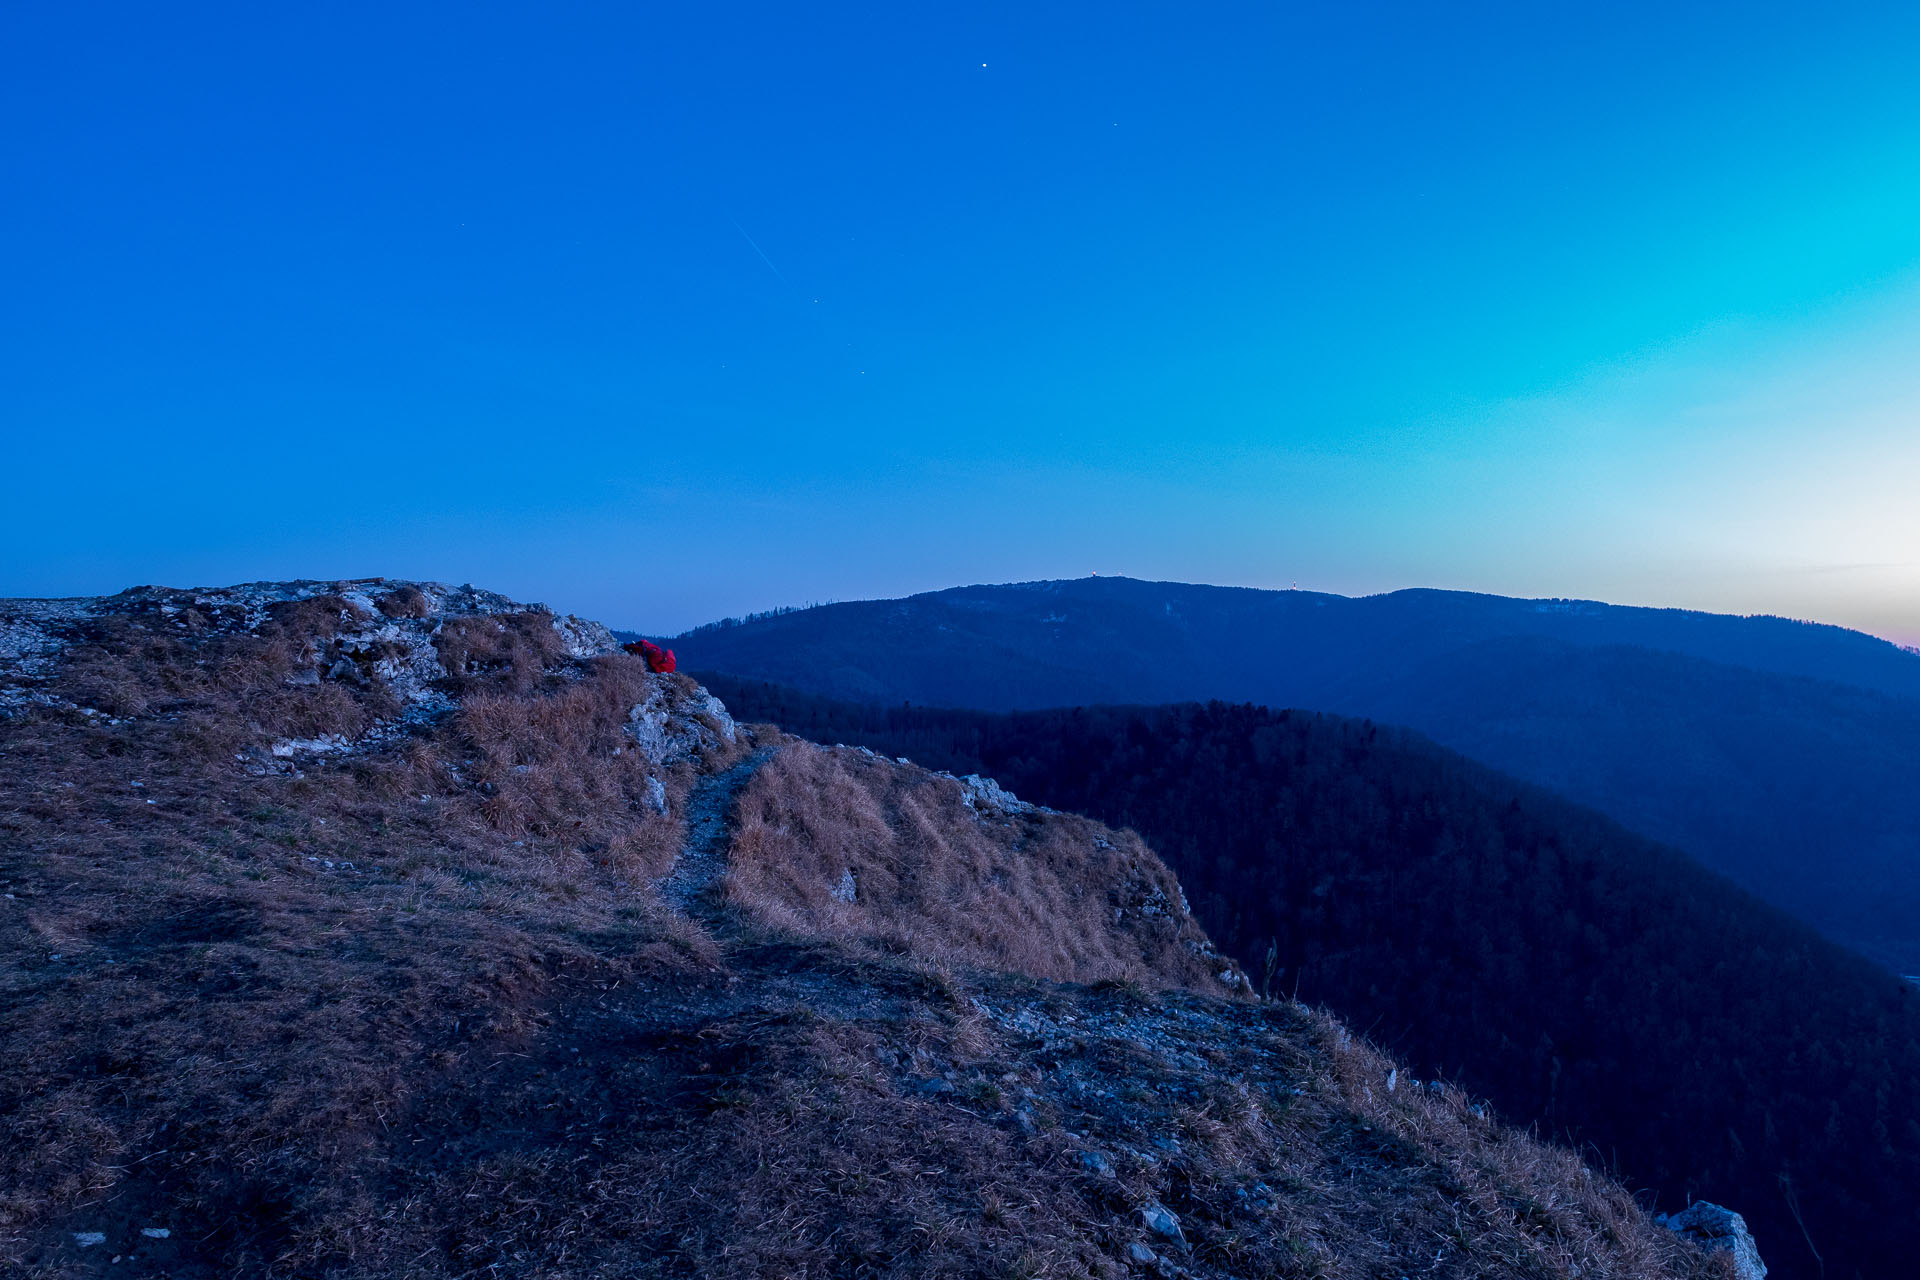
699, 673, 1920, 1280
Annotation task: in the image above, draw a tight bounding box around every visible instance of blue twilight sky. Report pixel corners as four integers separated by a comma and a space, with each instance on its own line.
5, 2, 1920, 642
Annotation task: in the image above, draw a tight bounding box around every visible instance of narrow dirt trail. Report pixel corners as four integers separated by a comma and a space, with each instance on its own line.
661, 745, 780, 917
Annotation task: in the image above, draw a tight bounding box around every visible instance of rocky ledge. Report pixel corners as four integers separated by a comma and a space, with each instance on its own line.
1, 578, 608, 712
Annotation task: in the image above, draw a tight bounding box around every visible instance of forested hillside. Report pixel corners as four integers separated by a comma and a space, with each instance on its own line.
701, 673, 1920, 1280
671, 577, 1920, 972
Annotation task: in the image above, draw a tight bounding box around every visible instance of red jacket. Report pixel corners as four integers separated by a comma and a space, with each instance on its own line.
622, 638, 677, 674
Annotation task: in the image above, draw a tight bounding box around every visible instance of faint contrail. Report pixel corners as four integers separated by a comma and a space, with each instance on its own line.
730, 218, 793, 287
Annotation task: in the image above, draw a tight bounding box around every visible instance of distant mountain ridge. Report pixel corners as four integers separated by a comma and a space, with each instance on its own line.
676, 577, 1920, 703
674, 576, 1920, 971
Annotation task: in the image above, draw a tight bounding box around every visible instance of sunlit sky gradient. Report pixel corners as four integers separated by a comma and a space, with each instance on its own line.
5, 2, 1919, 643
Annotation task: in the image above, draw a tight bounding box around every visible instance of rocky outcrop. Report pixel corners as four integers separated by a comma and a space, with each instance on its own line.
0, 578, 618, 735
1657, 1202, 1766, 1280
958, 772, 1036, 817
625, 680, 737, 767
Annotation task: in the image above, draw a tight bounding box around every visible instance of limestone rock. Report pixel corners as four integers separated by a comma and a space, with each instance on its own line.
959, 773, 1033, 817
1078, 1148, 1116, 1178
271, 734, 352, 758
687, 689, 737, 742
550, 611, 619, 660
1137, 1202, 1185, 1247
625, 679, 737, 766
1658, 1202, 1766, 1280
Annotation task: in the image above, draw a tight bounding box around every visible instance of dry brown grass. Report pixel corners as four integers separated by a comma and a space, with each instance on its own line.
0, 585, 1718, 1279
1292, 1009, 1736, 1280
375, 585, 430, 619
52, 592, 405, 744
0, 591, 733, 1274
251, 949, 1717, 1280
454, 663, 738, 881
434, 612, 571, 696
725, 745, 1235, 991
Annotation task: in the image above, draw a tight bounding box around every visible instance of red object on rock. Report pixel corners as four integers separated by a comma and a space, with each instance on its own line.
622, 638, 677, 674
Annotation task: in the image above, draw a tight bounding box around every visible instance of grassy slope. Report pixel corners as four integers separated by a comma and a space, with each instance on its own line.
0, 585, 1716, 1279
